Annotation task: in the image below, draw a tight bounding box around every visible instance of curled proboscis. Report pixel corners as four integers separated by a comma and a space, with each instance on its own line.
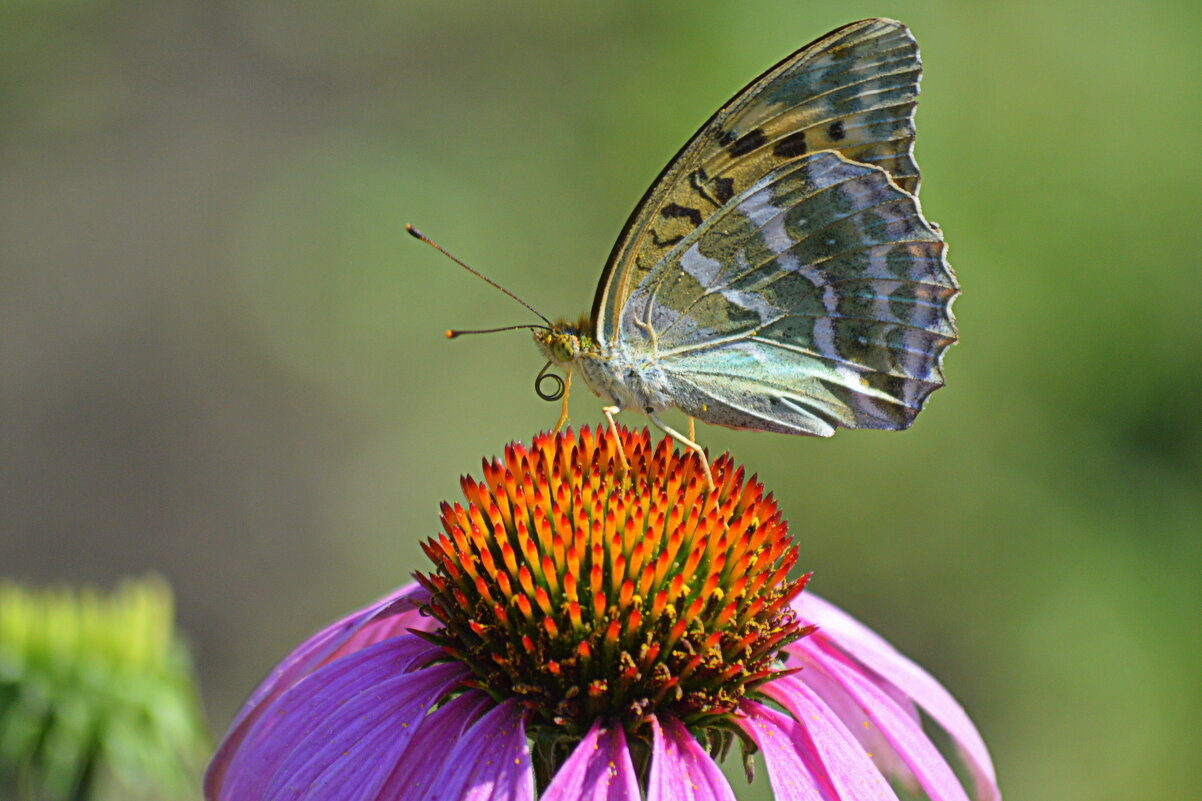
535, 361, 565, 402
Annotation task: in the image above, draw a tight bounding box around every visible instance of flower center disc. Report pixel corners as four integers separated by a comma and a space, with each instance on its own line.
417, 426, 809, 747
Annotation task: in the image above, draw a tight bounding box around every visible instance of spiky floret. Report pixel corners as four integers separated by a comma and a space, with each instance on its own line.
415, 425, 811, 771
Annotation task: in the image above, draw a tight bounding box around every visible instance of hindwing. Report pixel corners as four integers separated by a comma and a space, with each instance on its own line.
620, 150, 956, 435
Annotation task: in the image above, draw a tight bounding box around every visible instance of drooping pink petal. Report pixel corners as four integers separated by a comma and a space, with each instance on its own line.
646, 715, 736, 801
798, 639, 971, 801
764, 674, 900, 801
792, 651, 920, 795
207, 583, 433, 796
264, 664, 468, 801
329, 583, 435, 660
209, 632, 437, 796
794, 593, 998, 801
416, 698, 533, 801
213, 636, 464, 801
542, 720, 639, 801
377, 690, 496, 799
736, 701, 827, 801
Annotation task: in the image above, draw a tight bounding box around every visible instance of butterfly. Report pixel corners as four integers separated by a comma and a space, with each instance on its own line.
414, 18, 957, 490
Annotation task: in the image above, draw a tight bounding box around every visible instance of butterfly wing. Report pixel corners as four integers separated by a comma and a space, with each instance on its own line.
593, 18, 926, 339
622, 149, 955, 435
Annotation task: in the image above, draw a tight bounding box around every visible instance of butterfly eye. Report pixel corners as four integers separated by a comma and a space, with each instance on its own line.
551, 337, 575, 363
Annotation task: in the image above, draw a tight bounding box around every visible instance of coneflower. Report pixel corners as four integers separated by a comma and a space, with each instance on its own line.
206, 427, 998, 800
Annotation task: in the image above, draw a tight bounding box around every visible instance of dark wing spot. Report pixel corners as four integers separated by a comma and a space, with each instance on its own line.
689, 168, 730, 208
711, 176, 734, 204
828, 120, 846, 141
715, 129, 736, 146
649, 230, 685, 248
727, 129, 766, 158
660, 202, 703, 226
773, 130, 808, 158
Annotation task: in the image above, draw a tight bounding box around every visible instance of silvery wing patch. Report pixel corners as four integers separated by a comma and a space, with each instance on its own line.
615, 149, 955, 436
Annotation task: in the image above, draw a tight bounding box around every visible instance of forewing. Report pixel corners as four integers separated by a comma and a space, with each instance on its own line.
594, 18, 924, 339
624, 150, 956, 435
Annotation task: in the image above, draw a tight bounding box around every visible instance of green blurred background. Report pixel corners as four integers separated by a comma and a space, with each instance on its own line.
2, 1, 1198, 799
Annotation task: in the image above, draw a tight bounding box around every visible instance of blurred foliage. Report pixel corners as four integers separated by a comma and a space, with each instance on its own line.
0, 577, 207, 800
1, 1, 1198, 800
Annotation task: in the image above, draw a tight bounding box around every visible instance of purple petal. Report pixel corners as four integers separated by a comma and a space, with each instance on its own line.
266, 665, 466, 801
377, 691, 496, 798
793, 593, 998, 801
736, 701, 827, 801
332, 585, 436, 660
791, 651, 920, 794
416, 698, 533, 801
646, 715, 736, 801
214, 636, 465, 801
542, 720, 639, 801
799, 639, 971, 801
211, 633, 439, 797
764, 674, 900, 801
207, 583, 433, 796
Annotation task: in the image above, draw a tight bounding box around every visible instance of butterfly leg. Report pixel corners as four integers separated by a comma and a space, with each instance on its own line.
553, 371, 572, 433
687, 416, 696, 443
648, 414, 715, 493
601, 405, 631, 473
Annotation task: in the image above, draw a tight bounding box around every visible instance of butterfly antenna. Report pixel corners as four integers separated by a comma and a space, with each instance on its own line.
444, 324, 548, 339
406, 224, 552, 327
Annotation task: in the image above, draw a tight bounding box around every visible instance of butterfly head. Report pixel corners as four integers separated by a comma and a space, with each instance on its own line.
534, 316, 594, 367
